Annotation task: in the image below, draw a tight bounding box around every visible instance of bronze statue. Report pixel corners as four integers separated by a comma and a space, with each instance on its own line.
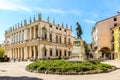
76, 22, 82, 39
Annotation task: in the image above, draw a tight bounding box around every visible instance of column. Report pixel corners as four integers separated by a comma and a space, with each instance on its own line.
27, 46, 29, 59
38, 24, 40, 38
18, 48, 20, 59
17, 32, 19, 43
53, 48, 56, 58
14, 33, 16, 43
18, 32, 19, 42
11, 49, 13, 58
19, 48, 21, 59
39, 45, 43, 59
29, 46, 32, 59
47, 48, 49, 58
13, 48, 14, 58
29, 28, 31, 40
37, 45, 40, 59
14, 48, 16, 58
34, 26, 36, 39
10, 35, 12, 44
24, 46, 28, 60
24, 29, 28, 40
47, 32, 49, 41
21, 31, 23, 42
21, 48, 23, 60
17, 48, 18, 59
33, 46, 36, 60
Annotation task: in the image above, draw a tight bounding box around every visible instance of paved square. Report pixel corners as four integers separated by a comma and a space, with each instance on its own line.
0, 60, 120, 80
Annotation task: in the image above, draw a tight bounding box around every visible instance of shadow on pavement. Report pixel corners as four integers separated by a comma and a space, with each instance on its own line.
0, 76, 43, 80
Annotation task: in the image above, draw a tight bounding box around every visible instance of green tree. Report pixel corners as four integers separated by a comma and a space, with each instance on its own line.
0, 47, 4, 58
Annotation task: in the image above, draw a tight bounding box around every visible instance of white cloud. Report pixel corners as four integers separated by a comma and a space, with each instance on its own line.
50, 9, 65, 14
85, 19, 96, 24
0, 0, 31, 12
36, 8, 81, 15
67, 10, 81, 15
36, 8, 65, 15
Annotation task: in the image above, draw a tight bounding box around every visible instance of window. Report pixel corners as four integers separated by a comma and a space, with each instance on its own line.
44, 50, 47, 56
60, 50, 62, 56
59, 28, 61, 30
112, 36, 114, 42
118, 33, 120, 40
59, 36, 61, 43
113, 17, 117, 21
118, 42, 120, 51
64, 37, 66, 44
50, 34, 52, 41
45, 34, 47, 40
64, 51, 66, 56
68, 51, 71, 56
56, 50, 58, 56
114, 23, 117, 27
112, 44, 114, 51
64, 29, 66, 32
119, 27, 120, 31
50, 50, 52, 56
68, 38, 70, 44
56, 35, 58, 43
56, 27, 58, 29
112, 30, 114, 34
50, 25, 52, 28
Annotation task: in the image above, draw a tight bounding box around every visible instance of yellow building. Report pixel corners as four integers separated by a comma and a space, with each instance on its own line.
112, 25, 120, 60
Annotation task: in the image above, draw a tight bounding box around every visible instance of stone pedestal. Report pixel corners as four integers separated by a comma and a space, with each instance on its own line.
71, 39, 86, 60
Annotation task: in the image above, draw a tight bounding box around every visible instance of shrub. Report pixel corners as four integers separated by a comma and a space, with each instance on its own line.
26, 60, 114, 74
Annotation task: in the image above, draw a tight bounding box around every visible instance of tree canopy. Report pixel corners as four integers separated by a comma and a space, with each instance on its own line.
0, 47, 4, 57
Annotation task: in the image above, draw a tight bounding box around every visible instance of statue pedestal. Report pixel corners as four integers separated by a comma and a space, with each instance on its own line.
71, 39, 86, 61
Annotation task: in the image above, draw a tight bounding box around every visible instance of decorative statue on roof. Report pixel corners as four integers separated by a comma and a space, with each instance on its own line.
24, 19, 27, 25
53, 18, 55, 24
38, 13, 41, 20
34, 15, 36, 22
76, 22, 82, 39
47, 16, 49, 22
21, 21, 22, 27
30, 17, 32, 23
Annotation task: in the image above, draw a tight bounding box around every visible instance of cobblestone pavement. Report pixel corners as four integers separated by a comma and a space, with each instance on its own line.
0, 60, 120, 80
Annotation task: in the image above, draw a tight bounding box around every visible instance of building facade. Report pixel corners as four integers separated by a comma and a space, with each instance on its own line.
111, 25, 120, 60
5, 14, 73, 61
92, 14, 120, 59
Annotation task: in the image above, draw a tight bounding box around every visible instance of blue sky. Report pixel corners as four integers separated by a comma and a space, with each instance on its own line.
0, 0, 120, 44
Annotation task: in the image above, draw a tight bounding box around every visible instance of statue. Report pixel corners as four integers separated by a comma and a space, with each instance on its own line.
24, 19, 27, 25
76, 22, 82, 39
53, 18, 55, 24
30, 17, 32, 23
70, 25, 72, 30
38, 13, 41, 20
47, 16, 49, 22
62, 22, 64, 27
34, 15, 36, 22
18, 23, 19, 28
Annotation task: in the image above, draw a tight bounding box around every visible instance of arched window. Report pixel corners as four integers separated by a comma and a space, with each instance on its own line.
44, 50, 47, 56
56, 50, 58, 56
50, 34, 52, 41
42, 27, 47, 40
50, 49, 52, 56
56, 35, 58, 43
